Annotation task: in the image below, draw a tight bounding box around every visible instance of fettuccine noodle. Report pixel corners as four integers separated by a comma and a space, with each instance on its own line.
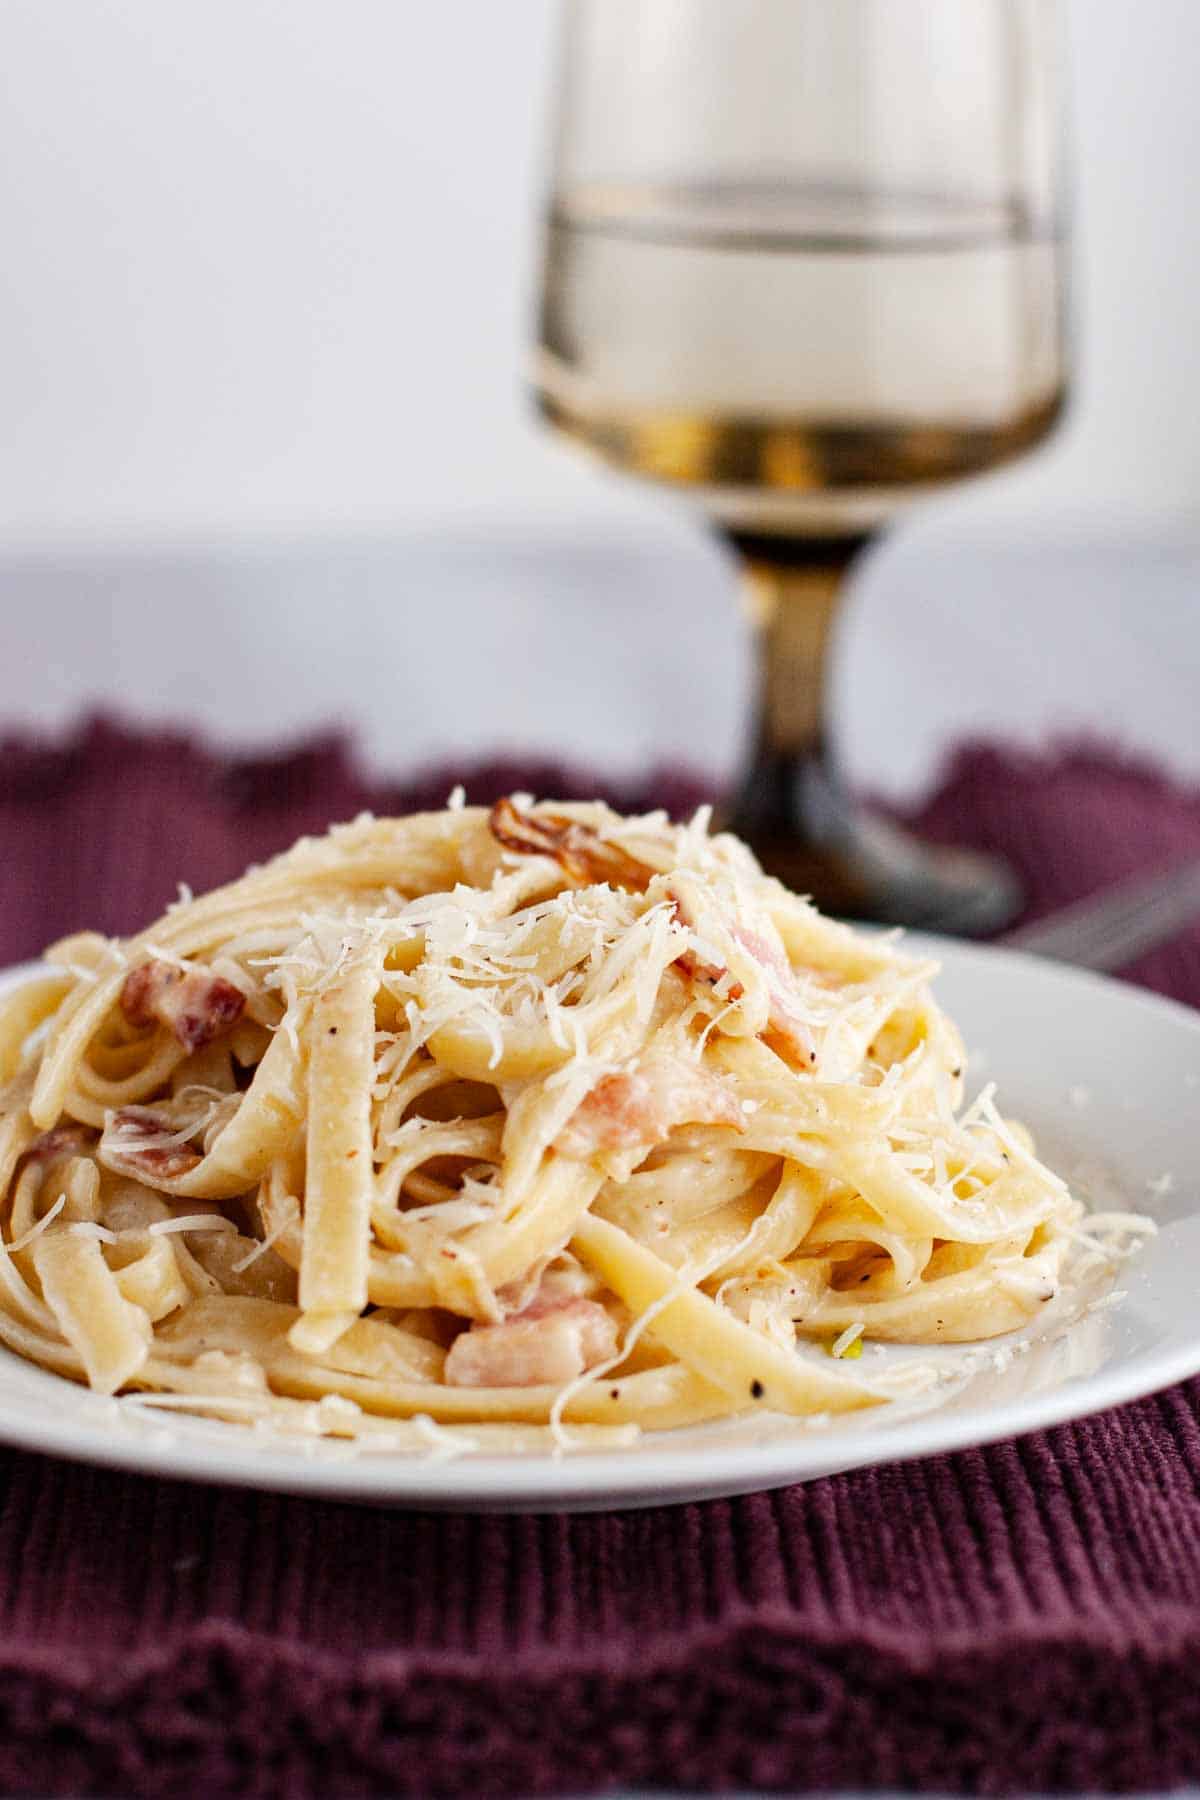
0, 796, 1115, 1451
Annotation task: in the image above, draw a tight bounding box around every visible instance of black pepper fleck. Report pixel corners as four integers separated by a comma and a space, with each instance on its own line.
750, 1379, 764, 1399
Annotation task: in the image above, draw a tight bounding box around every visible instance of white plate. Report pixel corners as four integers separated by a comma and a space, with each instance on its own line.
0, 941, 1197, 1511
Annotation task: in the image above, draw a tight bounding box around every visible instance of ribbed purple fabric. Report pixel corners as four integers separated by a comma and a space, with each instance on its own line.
0, 717, 1197, 1800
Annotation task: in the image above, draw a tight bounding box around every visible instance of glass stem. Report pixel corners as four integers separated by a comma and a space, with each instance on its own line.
723, 530, 871, 902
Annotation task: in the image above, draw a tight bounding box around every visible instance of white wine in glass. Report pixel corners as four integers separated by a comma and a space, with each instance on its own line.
534, 0, 1068, 929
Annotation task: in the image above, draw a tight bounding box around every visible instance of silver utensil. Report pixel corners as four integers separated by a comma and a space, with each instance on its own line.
1000, 857, 1200, 971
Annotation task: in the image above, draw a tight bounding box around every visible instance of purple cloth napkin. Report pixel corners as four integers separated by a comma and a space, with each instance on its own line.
0, 717, 1198, 1800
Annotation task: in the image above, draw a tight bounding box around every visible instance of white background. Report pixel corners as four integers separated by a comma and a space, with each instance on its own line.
0, 0, 1195, 799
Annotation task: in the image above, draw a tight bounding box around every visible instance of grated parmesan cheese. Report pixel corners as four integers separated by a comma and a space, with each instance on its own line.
148, 1214, 240, 1237
67, 1222, 118, 1244
7, 1194, 65, 1253
230, 1196, 299, 1272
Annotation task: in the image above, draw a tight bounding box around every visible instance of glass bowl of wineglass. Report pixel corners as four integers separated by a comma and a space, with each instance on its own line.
533, 0, 1068, 931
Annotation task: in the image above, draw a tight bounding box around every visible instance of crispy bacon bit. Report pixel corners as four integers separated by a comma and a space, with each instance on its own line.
99, 1107, 202, 1183
120, 960, 245, 1054
675, 943, 741, 995
520, 1270, 588, 1316
489, 797, 653, 892
17, 1125, 92, 1172
667, 880, 736, 992
669, 884, 817, 1070
443, 1295, 618, 1388
496, 1258, 594, 1319
557, 1053, 744, 1156
730, 926, 817, 1068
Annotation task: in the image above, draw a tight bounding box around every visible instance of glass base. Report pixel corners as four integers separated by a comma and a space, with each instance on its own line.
724, 758, 1022, 936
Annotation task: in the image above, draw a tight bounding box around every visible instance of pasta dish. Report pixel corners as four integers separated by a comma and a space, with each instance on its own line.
0, 797, 1127, 1452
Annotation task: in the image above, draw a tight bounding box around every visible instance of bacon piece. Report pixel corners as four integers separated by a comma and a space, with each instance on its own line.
729, 926, 817, 1068
669, 883, 817, 1070
489, 798, 653, 892
674, 942, 742, 1005
667, 880, 737, 991
557, 1053, 744, 1157
17, 1125, 92, 1171
120, 960, 245, 1054
443, 1295, 618, 1388
495, 1257, 594, 1318
99, 1106, 202, 1183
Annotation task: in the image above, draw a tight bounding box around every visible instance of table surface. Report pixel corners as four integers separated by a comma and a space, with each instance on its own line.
1, 525, 1196, 803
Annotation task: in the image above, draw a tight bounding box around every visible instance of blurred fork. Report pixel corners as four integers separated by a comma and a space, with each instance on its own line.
1000, 857, 1200, 971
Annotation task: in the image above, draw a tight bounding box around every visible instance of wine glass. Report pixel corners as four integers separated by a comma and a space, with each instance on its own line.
533, 0, 1068, 930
